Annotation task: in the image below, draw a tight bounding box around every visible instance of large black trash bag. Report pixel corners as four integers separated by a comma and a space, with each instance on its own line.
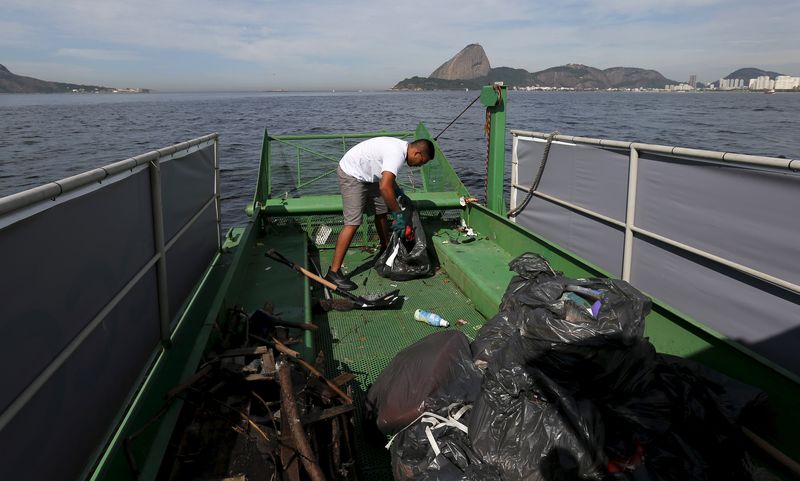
472, 253, 560, 366
366, 331, 483, 435
375, 198, 434, 280
470, 252, 767, 481
469, 253, 662, 481
390, 404, 501, 481
635, 354, 767, 481
469, 363, 607, 481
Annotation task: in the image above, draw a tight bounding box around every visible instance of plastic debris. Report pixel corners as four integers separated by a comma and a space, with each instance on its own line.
415, 309, 450, 328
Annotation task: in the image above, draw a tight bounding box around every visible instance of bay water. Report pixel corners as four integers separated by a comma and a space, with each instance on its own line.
1, 90, 797, 227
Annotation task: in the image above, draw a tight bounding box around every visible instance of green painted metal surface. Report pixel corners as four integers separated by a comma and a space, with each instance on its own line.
260, 191, 464, 216
480, 84, 507, 215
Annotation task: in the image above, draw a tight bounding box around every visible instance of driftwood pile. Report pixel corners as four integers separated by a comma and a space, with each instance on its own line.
154, 305, 358, 481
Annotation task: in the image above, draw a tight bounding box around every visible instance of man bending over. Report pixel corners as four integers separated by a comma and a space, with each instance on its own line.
325, 137, 434, 290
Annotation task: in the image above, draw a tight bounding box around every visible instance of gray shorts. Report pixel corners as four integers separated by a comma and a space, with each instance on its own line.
337, 166, 388, 225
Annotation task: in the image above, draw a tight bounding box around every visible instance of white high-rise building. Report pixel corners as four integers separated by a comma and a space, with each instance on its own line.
775, 76, 800, 90
719, 78, 746, 90
754, 76, 773, 90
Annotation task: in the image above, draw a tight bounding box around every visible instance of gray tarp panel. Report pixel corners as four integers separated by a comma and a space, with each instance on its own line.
631, 236, 800, 371
161, 147, 215, 241
0, 143, 219, 481
514, 138, 628, 276
161, 148, 218, 321
635, 154, 800, 286
511, 136, 800, 375
1, 271, 159, 481
0, 168, 155, 414
166, 206, 218, 322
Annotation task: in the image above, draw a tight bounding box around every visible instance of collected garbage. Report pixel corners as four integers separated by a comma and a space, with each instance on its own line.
415, 309, 450, 327
371, 252, 767, 481
375, 195, 435, 281
143, 304, 358, 481
366, 331, 483, 436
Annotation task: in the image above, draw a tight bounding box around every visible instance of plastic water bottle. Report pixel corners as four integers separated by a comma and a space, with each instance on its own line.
414, 309, 449, 327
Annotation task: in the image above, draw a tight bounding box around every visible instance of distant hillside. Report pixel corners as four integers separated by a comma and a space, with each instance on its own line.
724, 67, 783, 80
393, 45, 676, 90
710, 67, 785, 88
0, 64, 148, 93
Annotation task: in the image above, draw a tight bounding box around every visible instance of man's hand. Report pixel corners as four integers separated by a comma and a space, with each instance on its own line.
390, 211, 406, 234
395, 186, 407, 203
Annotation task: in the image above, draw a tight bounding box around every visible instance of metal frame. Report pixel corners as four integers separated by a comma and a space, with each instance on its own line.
0, 134, 220, 433
509, 130, 800, 296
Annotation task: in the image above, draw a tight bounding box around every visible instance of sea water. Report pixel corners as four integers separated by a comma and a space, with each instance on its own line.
2, 90, 798, 228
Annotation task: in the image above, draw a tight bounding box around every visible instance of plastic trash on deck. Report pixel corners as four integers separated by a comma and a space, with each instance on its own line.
375, 197, 435, 281
372, 253, 767, 481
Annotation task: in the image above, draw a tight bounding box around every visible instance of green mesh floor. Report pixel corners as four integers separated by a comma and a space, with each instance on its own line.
312, 248, 486, 481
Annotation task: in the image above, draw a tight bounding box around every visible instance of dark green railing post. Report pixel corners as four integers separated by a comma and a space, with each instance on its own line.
480, 83, 507, 215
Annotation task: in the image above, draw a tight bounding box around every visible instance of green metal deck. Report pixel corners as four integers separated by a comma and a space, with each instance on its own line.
312, 244, 486, 480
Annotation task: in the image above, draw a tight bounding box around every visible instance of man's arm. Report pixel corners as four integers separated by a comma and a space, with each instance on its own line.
379, 171, 401, 212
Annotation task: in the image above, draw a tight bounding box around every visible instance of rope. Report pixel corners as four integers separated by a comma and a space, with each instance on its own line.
507, 131, 559, 218
433, 95, 481, 141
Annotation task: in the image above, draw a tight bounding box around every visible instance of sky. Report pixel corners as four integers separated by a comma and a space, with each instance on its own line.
1, 0, 798, 91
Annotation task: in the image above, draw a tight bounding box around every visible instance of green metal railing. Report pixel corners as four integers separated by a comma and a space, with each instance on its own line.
251, 123, 471, 213
253, 130, 415, 207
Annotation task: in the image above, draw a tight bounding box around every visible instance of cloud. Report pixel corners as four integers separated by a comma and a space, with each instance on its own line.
1, 0, 798, 88
55, 48, 141, 61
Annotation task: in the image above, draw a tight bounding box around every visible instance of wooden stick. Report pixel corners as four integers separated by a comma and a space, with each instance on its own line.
742, 426, 800, 477
272, 338, 353, 404
277, 357, 327, 481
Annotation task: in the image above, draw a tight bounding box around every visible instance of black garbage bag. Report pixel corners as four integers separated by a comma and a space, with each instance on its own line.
469, 252, 767, 481
469, 253, 661, 480
469, 364, 607, 481
474, 253, 657, 401
631, 354, 767, 481
390, 404, 501, 481
366, 331, 483, 435
374, 199, 434, 281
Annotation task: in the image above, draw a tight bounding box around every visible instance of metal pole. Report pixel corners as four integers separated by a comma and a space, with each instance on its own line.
149, 158, 172, 348
622, 147, 639, 281
214, 137, 222, 252
481, 83, 508, 215
296, 146, 302, 189
510, 134, 519, 222
510, 130, 799, 171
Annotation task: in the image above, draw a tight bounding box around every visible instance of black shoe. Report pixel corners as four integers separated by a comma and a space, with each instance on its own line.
325, 268, 357, 291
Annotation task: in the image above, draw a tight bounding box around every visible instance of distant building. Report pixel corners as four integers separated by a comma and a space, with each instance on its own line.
719, 78, 746, 90
665, 83, 693, 91
689, 74, 697, 87
774, 75, 800, 90
752, 75, 775, 90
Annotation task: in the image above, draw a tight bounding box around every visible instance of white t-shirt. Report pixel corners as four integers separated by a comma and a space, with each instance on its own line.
339, 137, 408, 183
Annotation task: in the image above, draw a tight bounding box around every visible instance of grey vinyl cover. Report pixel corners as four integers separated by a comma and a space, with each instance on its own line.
514, 139, 628, 276
0, 144, 218, 481
512, 137, 800, 375
161, 147, 218, 322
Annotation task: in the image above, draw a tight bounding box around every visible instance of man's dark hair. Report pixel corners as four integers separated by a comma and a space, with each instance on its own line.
411, 139, 435, 160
